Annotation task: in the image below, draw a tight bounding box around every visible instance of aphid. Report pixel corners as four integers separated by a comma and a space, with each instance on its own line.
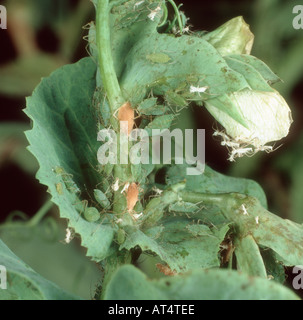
64, 228, 74, 244
94, 189, 110, 209
84, 206, 100, 223
165, 91, 187, 110
55, 183, 64, 195
127, 183, 139, 213
137, 97, 167, 116
116, 228, 126, 245
53, 166, 80, 194
145, 114, 176, 133
146, 52, 171, 64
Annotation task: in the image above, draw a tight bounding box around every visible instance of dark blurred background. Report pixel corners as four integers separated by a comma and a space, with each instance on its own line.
0, 0, 302, 298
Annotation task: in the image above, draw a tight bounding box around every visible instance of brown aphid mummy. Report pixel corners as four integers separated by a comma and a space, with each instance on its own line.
117, 102, 135, 136
156, 263, 177, 276
126, 182, 139, 213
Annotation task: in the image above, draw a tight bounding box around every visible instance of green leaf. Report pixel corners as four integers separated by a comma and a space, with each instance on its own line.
220, 194, 303, 267
224, 56, 273, 92
226, 54, 281, 85
234, 234, 267, 278
121, 217, 229, 273
261, 249, 286, 284
120, 32, 250, 105
93, 0, 164, 83
166, 164, 267, 208
0, 54, 64, 97
24, 58, 116, 262
0, 239, 79, 300
104, 264, 300, 300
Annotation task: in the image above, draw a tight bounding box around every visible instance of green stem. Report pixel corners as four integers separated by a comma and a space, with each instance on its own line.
167, 0, 183, 33
158, 2, 168, 27
0, 200, 53, 230
95, 1, 133, 299
27, 200, 54, 227
179, 191, 230, 206
96, 0, 129, 215
96, 0, 124, 126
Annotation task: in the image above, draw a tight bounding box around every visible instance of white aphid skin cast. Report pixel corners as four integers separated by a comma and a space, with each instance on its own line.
134, 0, 145, 8
213, 130, 231, 141
148, 6, 161, 21
257, 145, 273, 153
189, 85, 209, 94
182, 26, 190, 34
240, 204, 248, 215
64, 228, 74, 244
120, 182, 130, 194
221, 140, 240, 148
152, 186, 163, 195
132, 212, 143, 220
213, 128, 276, 162
255, 216, 259, 225
228, 147, 253, 162
112, 178, 120, 192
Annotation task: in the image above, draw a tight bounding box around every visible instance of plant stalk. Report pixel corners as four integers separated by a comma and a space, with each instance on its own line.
96, 0, 124, 128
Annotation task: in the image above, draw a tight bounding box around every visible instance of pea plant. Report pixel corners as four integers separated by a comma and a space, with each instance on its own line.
1, 0, 303, 300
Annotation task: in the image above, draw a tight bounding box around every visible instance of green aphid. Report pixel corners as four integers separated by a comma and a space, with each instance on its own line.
169, 201, 199, 213
146, 53, 171, 64
53, 166, 66, 175
116, 228, 126, 245
137, 98, 167, 116
94, 189, 110, 209
55, 183, 64, 195
143, 190, 179, 227
84, 206, 100, 222
53, 166, 80, 194
165, 91, 188, 108
145, 114, 175, 135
